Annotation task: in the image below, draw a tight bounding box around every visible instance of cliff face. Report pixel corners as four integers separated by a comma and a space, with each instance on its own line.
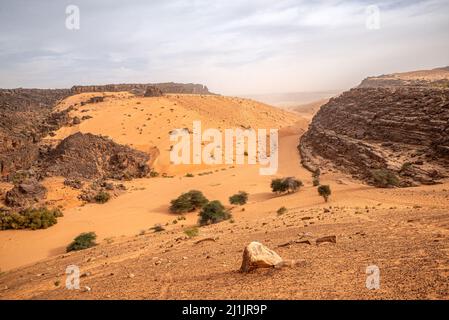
71, 82, 211, 95
300, 85, 449, 186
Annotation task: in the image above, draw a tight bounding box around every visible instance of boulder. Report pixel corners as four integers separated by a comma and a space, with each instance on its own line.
144, 86, 163, 97
5, 179, 47, 208
240, 241, 283, 273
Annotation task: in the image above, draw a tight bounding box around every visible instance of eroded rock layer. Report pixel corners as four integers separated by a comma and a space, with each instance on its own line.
300, 86, 449, 186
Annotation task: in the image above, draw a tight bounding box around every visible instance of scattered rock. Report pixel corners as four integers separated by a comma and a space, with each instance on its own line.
316, 235, 337, 245
240, 241, 283, 273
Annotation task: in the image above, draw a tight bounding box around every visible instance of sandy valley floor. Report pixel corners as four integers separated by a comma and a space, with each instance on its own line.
0, 94, 448, 299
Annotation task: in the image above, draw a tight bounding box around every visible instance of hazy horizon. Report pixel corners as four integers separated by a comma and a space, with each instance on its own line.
1, 0, 448, 95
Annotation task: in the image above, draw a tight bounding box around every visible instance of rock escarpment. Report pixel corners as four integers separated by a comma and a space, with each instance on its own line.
71, 82, 211, 95
300, 85, 449, 186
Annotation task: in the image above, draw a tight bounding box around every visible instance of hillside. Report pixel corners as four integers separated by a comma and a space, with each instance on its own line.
300, 69, 449, 187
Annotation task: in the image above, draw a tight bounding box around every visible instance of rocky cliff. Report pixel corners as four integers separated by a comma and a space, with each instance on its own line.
71, 82, 212, 95
300, 74, 449, 187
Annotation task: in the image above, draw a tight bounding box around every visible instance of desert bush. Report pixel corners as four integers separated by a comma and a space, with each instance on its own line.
271, 177, 303, 194
0, 207, 63, 230
169, 190, 209, 213
277, 206, 288, 215
184, 226, 199, 238
312, 177, 320, 187
370, 169, 400, 187
318, 185, 331, 202
66, 232, 97, 252
229, 191, 248, 205
149, 170, 159, 177
198, 200, 231, 226
94, 191, 110, 203
185, 173, 194, 178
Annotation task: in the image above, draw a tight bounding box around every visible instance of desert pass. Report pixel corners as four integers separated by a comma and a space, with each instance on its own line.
1, 68, 449, 299
1, 0, 449, 304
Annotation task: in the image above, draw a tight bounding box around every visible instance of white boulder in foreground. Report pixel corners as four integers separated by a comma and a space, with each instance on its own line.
240, 241, 283, 273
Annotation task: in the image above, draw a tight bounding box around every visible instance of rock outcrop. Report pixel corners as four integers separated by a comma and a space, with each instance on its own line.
0, 89, 71, 178
39, 132, 151, 180
5, 179, 48, 208
240, 242, 283, 272
300, 77, 449, 186
144, 86, 163, 97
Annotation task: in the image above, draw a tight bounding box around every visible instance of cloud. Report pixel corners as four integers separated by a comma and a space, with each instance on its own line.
0, 0, 448, 93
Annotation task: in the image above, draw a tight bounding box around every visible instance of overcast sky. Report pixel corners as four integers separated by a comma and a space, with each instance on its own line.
0, 0, 448, 94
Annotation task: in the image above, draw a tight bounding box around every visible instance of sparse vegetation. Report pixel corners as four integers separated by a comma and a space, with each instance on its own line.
184, 226, 199, 238
271, 177, 303, 194
185, 173, 194, 178
318, 185, 331, 202
0, 207, 63, 230
370, 169, 400, 188
169, 190, 209, 213
94, 191, 110, 204
277, 206, 288, 215
229, 191, 248, 205
198, 200, 231, 225
149, 170, 160, 177
66, 232, 97, 252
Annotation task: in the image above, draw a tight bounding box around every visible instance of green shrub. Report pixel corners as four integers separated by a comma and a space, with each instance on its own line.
184, 226, 199, 238
66, 232, 97, 252
277, 206, 288, 215
169, 190, 209, 213
271, 177, 303, 194
370, 169, 400, 188
0, 207, 63, 230
149, 170, 159, 177
198, 200, 231, 225
229, 191, 248, 205
94, 191, 110, 204
318, 185, 331, 202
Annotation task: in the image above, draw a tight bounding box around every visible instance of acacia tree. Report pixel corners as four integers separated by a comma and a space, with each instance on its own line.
271, 177, 303, 194
169, 190, 209, 213
318, 185, 331, 202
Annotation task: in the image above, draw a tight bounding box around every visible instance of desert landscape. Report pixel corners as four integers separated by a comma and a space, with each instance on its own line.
0, 67, 448, 300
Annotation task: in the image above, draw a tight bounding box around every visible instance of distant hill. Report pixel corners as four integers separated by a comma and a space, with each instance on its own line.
239, 91, 340, 107
359, 66, 449, 88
